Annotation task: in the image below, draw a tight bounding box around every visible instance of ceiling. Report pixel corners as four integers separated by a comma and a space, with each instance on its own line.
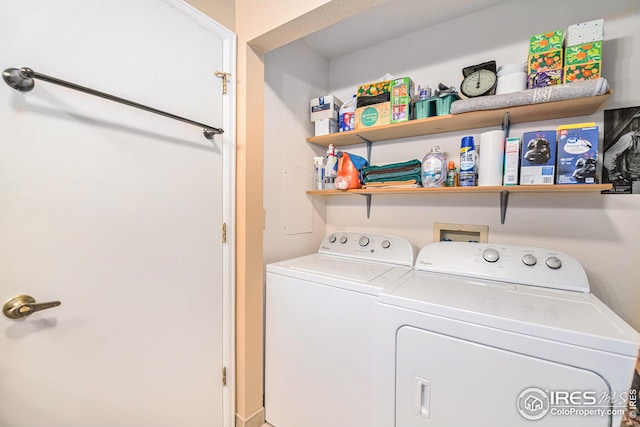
303, 0, 507, 59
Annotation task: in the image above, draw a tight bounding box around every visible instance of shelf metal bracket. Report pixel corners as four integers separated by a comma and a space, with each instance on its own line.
356, 135, 373, 164
363, 194, 372, 219
500, 190, 509, 224
502, 111, 511, 138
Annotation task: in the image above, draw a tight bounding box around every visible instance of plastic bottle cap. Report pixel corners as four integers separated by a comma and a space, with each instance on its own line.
461, 136, 475, 148
448, 161, 455, 169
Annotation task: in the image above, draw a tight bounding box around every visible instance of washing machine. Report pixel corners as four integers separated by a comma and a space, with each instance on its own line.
265, 232, 416, 427
378, 242, 639, 427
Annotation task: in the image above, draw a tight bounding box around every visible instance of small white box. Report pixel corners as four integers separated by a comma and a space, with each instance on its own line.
567, 19, 604, 46
310, 95, 342, 122
314, 118, 338, 136
503, 137, 521, 185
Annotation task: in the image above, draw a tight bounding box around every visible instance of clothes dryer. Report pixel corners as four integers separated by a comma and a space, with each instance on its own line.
378, 242, 639, 427
265, 232, 416, 427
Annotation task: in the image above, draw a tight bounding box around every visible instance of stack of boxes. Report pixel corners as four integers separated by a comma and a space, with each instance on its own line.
310, 95, 342, 136
563, 19, 604, 83
355, 77, 415, 129
390, 77, 414, 125
527, 19, 604, 88
527, 29, 564, 89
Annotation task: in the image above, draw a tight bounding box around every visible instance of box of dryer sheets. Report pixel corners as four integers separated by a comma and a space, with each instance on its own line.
390, 77, 415, 124
556, 123, 599, 184
503, 137, 521, 185
520, 130, 556, 185
310, 95, 342, 122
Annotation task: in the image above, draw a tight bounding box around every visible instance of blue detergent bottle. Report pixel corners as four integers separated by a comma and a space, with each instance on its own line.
459, 136, 477, 186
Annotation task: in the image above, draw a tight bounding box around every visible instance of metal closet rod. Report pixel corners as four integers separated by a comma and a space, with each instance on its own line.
2, 67, 223, 140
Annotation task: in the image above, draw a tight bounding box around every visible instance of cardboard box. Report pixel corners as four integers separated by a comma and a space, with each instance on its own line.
556, 123, 599, 184
391, 99, 412, 124
355, 102, 390, 129
567, 19, 604, 46
563, 63, 601, 83
529, 29, 564, 54
503, 137, 521, 186
314, 118, 338, 136
520, 130, 557, 185
390, 77, 414, 124
357, 80, 391, 108
310, 95, 342, 122
528, 69, 563, 89
391, 77, 414, 98
528, 49, 563, 73
565, 41, 602, 66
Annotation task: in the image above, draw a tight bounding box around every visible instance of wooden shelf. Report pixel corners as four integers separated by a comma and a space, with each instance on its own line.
307, 184, 612, 224
306, 91, 612, 147
307, 184, 612, 196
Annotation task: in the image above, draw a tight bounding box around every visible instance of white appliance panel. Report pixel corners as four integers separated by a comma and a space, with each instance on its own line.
396, 326, 610, 427
265, 273, 379, 427
381, 271, 639, 356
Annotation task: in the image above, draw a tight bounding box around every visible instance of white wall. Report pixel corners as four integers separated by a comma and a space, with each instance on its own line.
263, 0, 640, 330
263, 40, 329, 264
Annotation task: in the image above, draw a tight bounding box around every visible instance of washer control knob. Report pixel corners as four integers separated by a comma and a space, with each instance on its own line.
328, 234, 337, 243
359, 236, 370, 247
381, 240, 391, 249
339, 235, 348, 244
482, 248, 500, 263
546, 256, 562, 270
522, 254, 537, 266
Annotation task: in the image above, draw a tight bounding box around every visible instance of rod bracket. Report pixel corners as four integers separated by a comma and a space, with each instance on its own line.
3, 67, 35, 92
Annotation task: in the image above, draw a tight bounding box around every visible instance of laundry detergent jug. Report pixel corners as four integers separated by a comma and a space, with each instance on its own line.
335, 152, 368, 190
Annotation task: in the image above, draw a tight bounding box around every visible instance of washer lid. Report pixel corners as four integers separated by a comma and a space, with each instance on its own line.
380, 271, 640, 356
289, 256, 395, 283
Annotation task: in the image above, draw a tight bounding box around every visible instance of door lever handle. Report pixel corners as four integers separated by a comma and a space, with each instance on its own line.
3, 294, 61, 319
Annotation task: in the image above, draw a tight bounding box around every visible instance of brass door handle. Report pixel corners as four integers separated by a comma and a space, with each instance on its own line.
3, 294, 61, 319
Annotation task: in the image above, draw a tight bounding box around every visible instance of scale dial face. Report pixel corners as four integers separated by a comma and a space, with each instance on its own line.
460, 69, 497, 97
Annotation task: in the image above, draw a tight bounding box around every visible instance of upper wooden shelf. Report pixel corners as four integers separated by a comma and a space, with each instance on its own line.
307, 184, 612, 196
306, 91, 612, 147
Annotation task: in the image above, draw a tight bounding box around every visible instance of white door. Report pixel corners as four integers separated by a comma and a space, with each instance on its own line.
0, 1, 235, 427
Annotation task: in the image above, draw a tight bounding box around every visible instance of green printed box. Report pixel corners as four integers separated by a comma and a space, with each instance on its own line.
564, 41, 602, 66
564, 63, 601, 83
529, 29, 564, 54
528, 49, 563, 73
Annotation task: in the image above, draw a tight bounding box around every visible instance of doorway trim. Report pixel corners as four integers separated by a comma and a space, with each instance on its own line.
162, 2, 237, 427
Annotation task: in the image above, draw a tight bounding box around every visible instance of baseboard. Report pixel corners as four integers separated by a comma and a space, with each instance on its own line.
235, 407, 265, 427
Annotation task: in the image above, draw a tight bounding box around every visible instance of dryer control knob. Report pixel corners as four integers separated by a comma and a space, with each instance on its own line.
381, 240, 391, 249
328, 234, 337, 243
546, 256, 562, 270
359, 236, 370, 247
522, 254, 537, 266
339, 235, 348, 244
482, 248, 500, 263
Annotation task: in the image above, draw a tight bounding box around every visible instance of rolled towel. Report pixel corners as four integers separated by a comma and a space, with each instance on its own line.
450, 78, 609, 115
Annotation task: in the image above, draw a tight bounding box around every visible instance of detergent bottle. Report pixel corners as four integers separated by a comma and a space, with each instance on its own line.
421, 146, 447, 187
335, 152, 365, 190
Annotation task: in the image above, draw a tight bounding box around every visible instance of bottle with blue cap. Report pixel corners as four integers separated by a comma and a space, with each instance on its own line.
459, 136, 477, 186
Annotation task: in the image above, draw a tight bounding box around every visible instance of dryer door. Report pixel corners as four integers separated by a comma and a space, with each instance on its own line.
396, 326, 611, 426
